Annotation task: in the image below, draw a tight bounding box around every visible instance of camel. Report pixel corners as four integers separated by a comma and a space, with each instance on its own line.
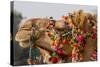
15, 10, 97, 64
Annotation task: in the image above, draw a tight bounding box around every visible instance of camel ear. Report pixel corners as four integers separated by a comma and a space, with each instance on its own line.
15, 30, 31, 42
18, 20, 33, 30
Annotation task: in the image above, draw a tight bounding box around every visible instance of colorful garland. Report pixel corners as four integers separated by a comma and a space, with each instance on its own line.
27, 14, 97, 64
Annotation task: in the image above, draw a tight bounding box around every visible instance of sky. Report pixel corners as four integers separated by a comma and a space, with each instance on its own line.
13, 1, 97, 19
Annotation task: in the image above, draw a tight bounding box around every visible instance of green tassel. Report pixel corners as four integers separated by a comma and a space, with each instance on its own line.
51, 52, 56, 57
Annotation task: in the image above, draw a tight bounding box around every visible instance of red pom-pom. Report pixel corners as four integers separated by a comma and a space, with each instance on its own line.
62, 39, 67, 44
49, 57, 58, 63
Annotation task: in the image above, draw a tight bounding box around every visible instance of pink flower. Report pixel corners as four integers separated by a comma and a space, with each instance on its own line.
77, 35, 83, 42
